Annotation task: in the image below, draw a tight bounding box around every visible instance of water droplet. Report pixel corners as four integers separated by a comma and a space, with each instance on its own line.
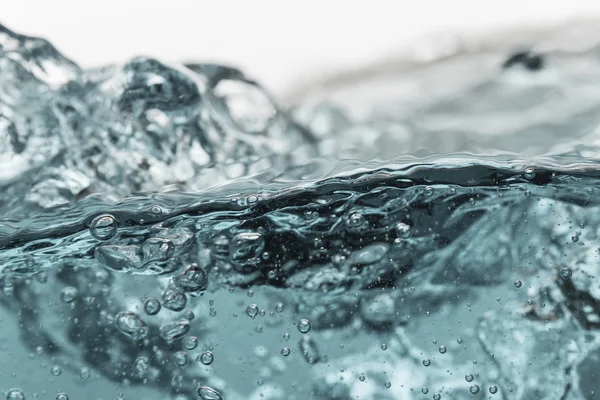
384, 381, 391, 388
524, 167, 536, 179
281, 347, 290, 356
421, 387, 429, 394
433, 394, 441, 400
6, 389, 24, 400
183, 335, 198, 350
489, 385, 498, 394
424, 186, 434, 197
174, 263, 208, 292
561, 267, 573, 279
174, 351, 188, 366
55, 394, 69, 400
144, 298, 161, 315
514, 279, 523, 288
465, 374, 474, 382
199, 351, 214, 365
297, 319, 311, 334
115, 312, 148, 341
246, 304, 259, 319
50, 365, 62, 376
89, 214, 118, 240
470, 385, 480, 394
358, 374, 366, 382
423, 359, 431, 366
381, 344, 387, 351
197, 386, 223, 400
159, 320, 190, 343
439, 345, 447, 354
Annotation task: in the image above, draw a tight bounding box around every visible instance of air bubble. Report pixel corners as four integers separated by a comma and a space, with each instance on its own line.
144, 298, 161, 315
381, 344, 387, 350
159, 320, 190, 343
162, 285, 187, 311
424, 186, 434, 197
423, 359, 431, 366
433, 394, 441, 400
439, 345, 447, 354
395, 222, 411, 238
55, 394, 69, 400
115, 312, 148, 341
89, 214, 118, 240
281, 347, 290, 356
183, 336, 198, 350
384, 381, 391, 388
174, 351, 189, 366
141, 238, 175, 263
133, 356, 149, 376
470, 385, 480, 394
275, 303, 284, 313
246, 304, 259, 319
199, 351, 214, 365
6, 389, 25, 400
358, 374, 366, 382
422, 387, 429, 394
297, 319, 311, 333
50, 365, 62, 376
60, 286, 78, 303
174, 263, 208, 292
465, 374, 474, 382
489, 385, 498, 394
514, 279, 523, 288
229, 232, 265, 273
524, 167, 536, 179
184, 309, 195, 320
561, 267, 573, 279
197, 386, 223, 400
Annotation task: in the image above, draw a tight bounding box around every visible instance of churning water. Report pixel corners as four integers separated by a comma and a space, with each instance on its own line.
1, 22, 600, 400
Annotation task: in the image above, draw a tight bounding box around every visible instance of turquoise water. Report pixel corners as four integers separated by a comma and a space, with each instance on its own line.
0, 23, 600, 399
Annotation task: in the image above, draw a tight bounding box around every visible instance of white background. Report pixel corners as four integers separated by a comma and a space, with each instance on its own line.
4, 0, 600, 95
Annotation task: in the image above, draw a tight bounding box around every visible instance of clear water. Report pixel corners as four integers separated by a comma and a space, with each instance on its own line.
1, 22, 600, 400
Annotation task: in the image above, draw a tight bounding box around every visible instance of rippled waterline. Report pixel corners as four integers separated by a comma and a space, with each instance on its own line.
2, 22, 600, 400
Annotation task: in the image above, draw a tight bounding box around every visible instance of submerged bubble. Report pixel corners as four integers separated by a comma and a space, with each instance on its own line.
133, 356, 150, 376
470, 385, 480, 394
50, 365, 62, 376
384, 381, 391, 388
246, 304, 259, 319
199, 351, 214, 365
55, 394, 69, 400
229, 231, 265, 273
159, 320, 190, 343
281, 347, 291, 356
6, 389, 25, 400
439, 345, 447, 354
395, 222, 412, 238
183, 335, 199, 350
144, 298, 161, 315
115, 312, 148, 341
423, 359, 431, 366
433, 394, 441, 400
561, 267, 573, 278
162, 285, 187, 311
421, 387, 429, 394
514, 279, 523, 288
524, 167, 536, 179
197, 386, 223, 400
489, 385, 498, 394
89, 214, 118, 240
174, 351, 189, 366
141, 238, 175, 263
174, 263, 208, 292
465, 374, 474, 382
60, 286, 78, 303
297, 319, 311, 333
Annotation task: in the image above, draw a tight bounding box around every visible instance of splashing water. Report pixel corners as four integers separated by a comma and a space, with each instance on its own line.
1, 21, 600, 399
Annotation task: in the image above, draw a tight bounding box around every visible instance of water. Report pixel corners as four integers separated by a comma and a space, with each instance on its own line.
1, 21, 600, 399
